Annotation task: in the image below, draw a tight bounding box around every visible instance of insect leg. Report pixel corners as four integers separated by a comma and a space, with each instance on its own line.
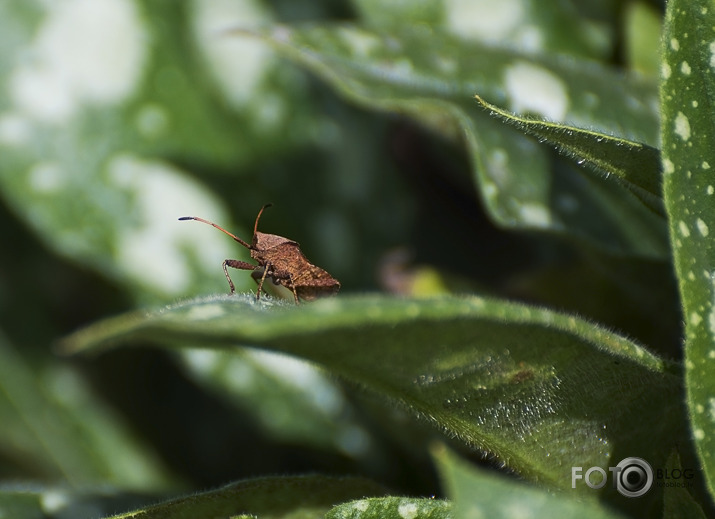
287, 273, 300, 304
256, 263, 271, 300
223, 259, 256, 294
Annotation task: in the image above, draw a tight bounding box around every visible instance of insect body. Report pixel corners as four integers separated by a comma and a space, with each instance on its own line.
179, 204, 340, 303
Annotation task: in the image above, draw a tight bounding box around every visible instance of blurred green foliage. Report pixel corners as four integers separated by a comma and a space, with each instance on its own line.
0, 0, 712, 518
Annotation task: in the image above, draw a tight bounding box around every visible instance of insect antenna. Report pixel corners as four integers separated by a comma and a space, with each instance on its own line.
254, 203, 273, 235
178, 216, 251, 249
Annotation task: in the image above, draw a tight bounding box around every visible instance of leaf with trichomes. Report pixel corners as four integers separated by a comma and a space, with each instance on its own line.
61, 294, 684, 502
661, 0, 715, 499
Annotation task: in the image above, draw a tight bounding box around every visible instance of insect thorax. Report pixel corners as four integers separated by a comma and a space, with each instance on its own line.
253, 232, 297, 251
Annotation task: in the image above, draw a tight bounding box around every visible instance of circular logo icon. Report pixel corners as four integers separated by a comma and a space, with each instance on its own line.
615, 457, 653, 497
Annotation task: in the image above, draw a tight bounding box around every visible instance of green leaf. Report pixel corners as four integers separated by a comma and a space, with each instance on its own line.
352, 0, 612, 59
661, 451, 708, 519
243, 24, 669, 258
624, 2, 662, 76
434, 445, 625, 519
0, 485, 154, 519
60, 294, 683, 495
106, 475, 385, 519
0, 1, 316, 302
178, 348, 365, 455
0, 488, 44, 519
327, 496, 450, 519
660, 0, 715, 499
250, 21, 658, 150
473, 95, 664, 217
0, 331, 171, 488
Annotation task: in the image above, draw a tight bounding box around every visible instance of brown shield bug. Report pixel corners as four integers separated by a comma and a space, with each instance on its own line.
179, 204, 340, 303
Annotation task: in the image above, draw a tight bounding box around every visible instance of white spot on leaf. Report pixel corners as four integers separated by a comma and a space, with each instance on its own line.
9, 0, 147, 123
674, 112, 691, 141
191, 0, 273, 107
183, 349, 222, 374
248, 349, 345, 415
336, 424, 371, 457
187, 304, 225, 321
505, 62, 568, 120
696, 218, 709, 237
516, 25, 543, 50
678, 220, 691, 237
709, 272, 715, 338
107, 154, 233, 295
398, 502, 419, 519
519, 203, 551, 228
681, 61, 691, 75
41, 491, 70, 514
663, 158, 675, 175
445, 0, 526, 45
488, 148, 510, 188
338, 27, 382, 57
662, 62, 671, 79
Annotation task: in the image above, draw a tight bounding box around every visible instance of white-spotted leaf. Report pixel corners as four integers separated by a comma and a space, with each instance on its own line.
327, 497, 450, 519
661, 0, 715, 499
241, 24, 669, 258
106, 475, 385, 519
0, 331, 171, 488
473, 95, 664, 216
0, 2, 316, 302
